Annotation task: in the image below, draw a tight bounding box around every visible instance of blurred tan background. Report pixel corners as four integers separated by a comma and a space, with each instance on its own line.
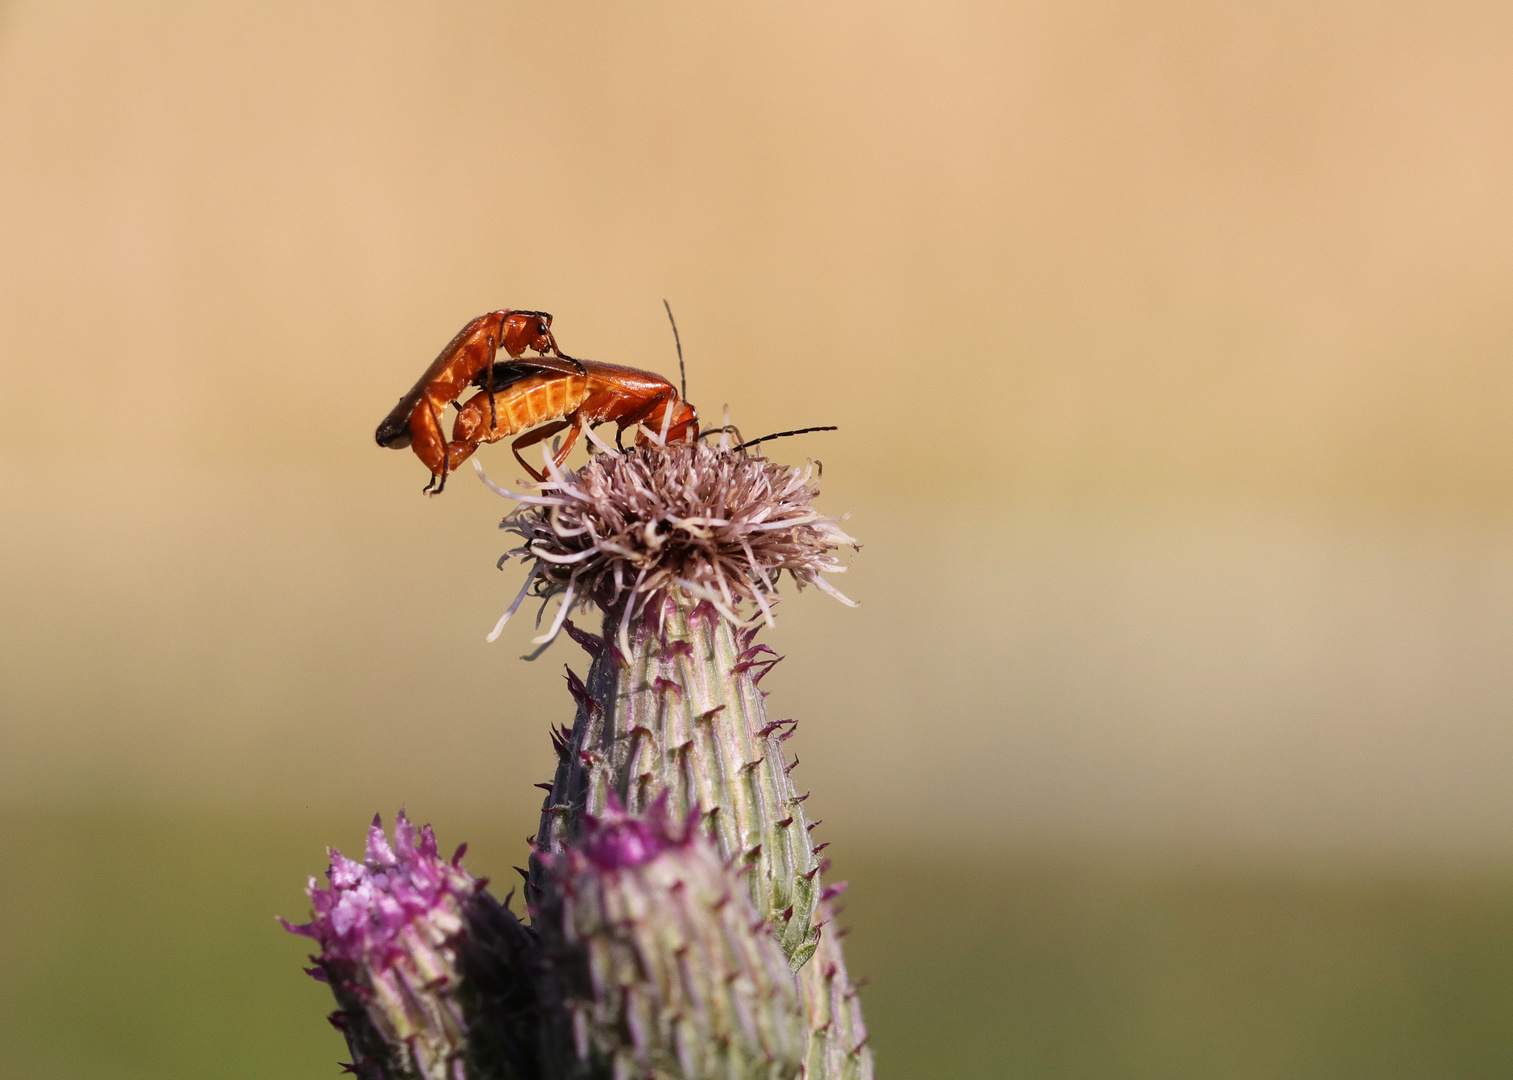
7, 2, 1513, 1077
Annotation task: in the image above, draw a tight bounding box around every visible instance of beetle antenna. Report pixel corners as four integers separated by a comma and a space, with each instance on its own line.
730, 426, 838, 453
662, 299, 686, 401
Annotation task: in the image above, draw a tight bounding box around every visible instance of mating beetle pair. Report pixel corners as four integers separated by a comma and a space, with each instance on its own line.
374, 309, 698, 495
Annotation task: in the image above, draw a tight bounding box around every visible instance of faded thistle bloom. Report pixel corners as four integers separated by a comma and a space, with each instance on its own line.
479, 435, 857, 654
532, 796, 808, 1079
283, 812, 540, 1080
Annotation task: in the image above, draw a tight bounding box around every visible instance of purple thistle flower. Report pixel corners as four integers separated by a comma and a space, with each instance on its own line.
283, 811, 486, 1080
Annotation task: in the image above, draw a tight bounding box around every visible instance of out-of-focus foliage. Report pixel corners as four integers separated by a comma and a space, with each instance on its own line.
7, 810, 1513, 1080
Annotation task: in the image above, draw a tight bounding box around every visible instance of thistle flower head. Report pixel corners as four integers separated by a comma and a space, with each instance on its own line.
533, 798, 808, 1079
283, 811, 481, 1080
481, 441, 857, 646
287, 811, 476, 966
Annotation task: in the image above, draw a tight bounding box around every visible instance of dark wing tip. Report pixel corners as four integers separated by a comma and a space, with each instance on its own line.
375, 414, 412, 448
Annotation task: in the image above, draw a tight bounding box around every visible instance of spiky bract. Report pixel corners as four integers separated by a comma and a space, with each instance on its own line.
536, 596, 824, 968
533, 800, 808, 1080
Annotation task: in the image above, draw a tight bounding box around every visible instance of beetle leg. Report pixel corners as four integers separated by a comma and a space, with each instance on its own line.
612, 391, 668, 450
519, 353, 588, 380
511, 420, 575, 482
619, 390, 671, 446
486, 334, 498, 430
551, 422, 583, 471
408, 396, 451, 484
418, 410, 482, 492
544, 328, 589, 376
426, 400, 449, 494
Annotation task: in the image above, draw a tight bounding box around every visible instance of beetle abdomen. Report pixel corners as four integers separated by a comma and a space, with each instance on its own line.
453, 373, 591, 442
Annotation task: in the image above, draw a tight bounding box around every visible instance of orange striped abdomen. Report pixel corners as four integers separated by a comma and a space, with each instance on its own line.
452, 372, 591, 445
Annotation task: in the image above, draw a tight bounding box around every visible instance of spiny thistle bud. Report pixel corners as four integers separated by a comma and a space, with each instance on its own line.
532, 799, 808, 1080
541, 595, 828, 968
283, 812, 541, 1080
483, 442, 855, 969
481, 438, 872, 1080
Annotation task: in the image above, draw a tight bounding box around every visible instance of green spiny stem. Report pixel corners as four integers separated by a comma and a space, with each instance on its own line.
800, 902, 874, 1080
533, 594, 822, 969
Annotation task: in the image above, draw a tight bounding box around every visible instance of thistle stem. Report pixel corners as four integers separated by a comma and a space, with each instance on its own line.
801, 903, 872, 1080
535, 594, 822, 968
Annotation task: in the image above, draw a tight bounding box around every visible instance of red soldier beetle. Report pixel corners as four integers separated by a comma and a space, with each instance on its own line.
377, 305, 834, 494
412, 358, 699, 491
374, 310, 588, 493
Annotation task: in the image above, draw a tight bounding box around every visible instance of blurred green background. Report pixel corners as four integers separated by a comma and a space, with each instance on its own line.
7, 2, 1513, 1077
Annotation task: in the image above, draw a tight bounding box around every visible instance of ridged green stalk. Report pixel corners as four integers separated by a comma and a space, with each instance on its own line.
799, 902, 872, 1080
534, 595, 823, 969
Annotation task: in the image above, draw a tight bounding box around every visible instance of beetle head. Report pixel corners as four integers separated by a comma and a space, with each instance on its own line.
500, 310, 557, 357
